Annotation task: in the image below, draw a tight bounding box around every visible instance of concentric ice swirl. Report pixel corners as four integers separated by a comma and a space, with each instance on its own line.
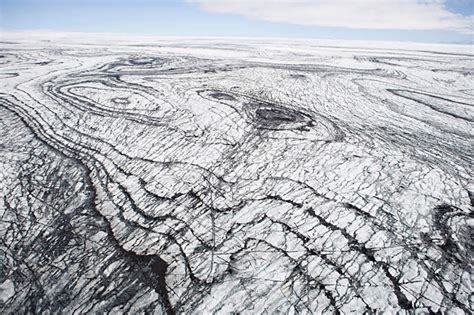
0, 37, 472, 314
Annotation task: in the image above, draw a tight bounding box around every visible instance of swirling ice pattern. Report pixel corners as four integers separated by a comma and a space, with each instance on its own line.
0, 37, 473, 314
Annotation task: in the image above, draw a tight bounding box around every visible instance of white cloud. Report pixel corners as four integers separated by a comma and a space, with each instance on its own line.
190, 0, 473, 33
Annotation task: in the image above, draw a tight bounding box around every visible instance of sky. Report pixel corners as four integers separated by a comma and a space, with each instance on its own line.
0, 0, 473, 43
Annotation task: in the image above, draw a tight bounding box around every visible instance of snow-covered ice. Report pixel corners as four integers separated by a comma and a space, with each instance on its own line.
0, 33, 472, 313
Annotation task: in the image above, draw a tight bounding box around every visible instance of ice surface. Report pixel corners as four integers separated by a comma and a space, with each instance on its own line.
0, 33, 472, 314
